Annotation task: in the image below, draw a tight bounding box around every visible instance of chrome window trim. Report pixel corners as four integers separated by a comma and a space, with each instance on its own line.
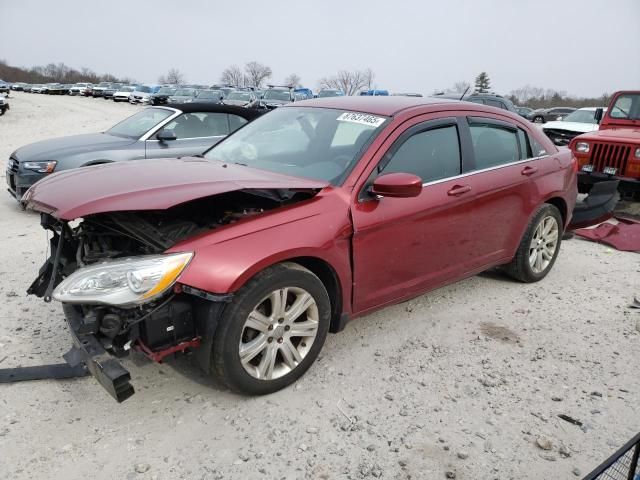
145, 134, 227, 143
420, 154, 549, 188
138, 107, 183, 141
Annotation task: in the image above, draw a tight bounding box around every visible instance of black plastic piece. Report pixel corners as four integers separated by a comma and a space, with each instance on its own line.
63, 305, 135, 403
0, 363, 89, 383
140, 300, 195, 350
568, 179, 620, 230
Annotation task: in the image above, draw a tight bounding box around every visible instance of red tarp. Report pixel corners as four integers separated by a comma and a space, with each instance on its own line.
575, 216, 640, 252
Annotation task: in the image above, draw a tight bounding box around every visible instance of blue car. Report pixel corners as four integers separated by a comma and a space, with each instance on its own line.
359, 89, 389, 96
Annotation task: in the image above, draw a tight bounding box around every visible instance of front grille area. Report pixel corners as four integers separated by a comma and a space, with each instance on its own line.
544, 128, 580, 146
591, 143, 632, 174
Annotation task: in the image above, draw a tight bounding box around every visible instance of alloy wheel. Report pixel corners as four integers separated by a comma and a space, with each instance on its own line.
239, 287, 319, 380
529, 215, 559, 274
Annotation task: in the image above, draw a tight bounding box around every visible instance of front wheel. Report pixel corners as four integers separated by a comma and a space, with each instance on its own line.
504, 204, 563, 283
212, 262, 331, 395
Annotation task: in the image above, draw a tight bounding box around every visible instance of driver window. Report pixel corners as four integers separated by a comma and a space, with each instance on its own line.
159, 112, 229, 139
381, 125, 461, 183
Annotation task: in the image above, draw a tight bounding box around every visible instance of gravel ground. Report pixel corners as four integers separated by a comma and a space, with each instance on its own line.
0, 92, 639, 480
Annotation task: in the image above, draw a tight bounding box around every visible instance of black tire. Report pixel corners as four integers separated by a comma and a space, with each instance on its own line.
504, 204, 563, 283
212, 262, 331, 395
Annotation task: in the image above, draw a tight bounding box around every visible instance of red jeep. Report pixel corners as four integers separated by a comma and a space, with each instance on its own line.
569, 91, 640, 199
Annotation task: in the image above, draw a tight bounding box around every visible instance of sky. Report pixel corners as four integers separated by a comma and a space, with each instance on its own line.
1, 0, 638, 97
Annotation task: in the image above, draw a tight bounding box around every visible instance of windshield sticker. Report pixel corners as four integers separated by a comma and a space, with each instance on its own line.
337, 112, 385, 128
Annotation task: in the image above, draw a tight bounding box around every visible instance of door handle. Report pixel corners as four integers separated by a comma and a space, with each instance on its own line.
521, 166, 538, 176
447, 185, 471, 196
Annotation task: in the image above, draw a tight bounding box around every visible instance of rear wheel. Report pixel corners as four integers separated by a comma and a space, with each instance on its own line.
212, 263, 331, 395
504, 204, 562, 283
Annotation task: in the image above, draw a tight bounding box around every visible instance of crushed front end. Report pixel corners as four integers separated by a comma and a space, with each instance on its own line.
26, 190, 303, 402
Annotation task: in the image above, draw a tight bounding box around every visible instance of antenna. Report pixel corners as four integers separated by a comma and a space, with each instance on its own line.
459, 86, 470, 101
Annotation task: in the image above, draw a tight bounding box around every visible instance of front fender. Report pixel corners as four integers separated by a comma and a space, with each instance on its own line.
169, 201, 354, 314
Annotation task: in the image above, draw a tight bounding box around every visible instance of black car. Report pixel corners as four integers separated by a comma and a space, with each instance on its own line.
434, 92, 519, 113
526, 107, 576, 123
102, 83, 123, 99
515, 106, 533, 118
149, 86, 177, 105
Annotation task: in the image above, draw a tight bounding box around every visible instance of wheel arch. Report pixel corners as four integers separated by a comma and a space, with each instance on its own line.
543, 196, 568, 227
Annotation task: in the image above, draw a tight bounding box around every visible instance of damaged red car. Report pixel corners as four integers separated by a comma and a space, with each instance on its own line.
24, 96, 579, 401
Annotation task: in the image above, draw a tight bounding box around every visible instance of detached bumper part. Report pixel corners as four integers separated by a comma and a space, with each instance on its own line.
63, 305, 135, 402
568, 180, 620, 230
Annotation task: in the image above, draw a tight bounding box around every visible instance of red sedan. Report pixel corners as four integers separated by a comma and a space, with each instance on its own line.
24, 96, 577, 401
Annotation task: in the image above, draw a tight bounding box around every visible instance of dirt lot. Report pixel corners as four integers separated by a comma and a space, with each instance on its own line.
0, 93, 638, 480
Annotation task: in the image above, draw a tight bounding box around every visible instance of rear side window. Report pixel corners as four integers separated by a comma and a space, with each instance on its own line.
381, 125, 461, 183
229, 114, 248, 133
469, 123, 519, 169
485, 99, 507, 110
161, 112, 230, 139
530, 137, 549, 157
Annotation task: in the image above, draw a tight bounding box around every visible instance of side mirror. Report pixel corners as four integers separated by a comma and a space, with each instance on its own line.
370, 172, 422, 198
594, 107, 604, 124
157, 129, 177, 142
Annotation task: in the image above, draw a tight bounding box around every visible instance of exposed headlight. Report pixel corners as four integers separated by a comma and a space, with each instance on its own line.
635, 147, 640, 159
575, 142, 590, 153
22, 160, 57, 173
53, 252, 193, 307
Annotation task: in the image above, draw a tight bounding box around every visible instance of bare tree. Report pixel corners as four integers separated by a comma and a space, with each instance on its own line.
319, 68, 373, 96
452, 81, 471, 93
283, 73, 301, 88
219, 65, 245, 86
159, 68, 184, 85
244, 61, 272, 88
363, 68, 375, 90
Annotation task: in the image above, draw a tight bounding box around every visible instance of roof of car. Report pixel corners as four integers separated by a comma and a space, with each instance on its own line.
163, 103, 264, 120
289, 96, 459, 116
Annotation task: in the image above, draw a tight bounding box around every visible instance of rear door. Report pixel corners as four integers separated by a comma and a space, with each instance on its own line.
144, 112, 241, 158
351, 116, 477, 312
460, 116, 545, 267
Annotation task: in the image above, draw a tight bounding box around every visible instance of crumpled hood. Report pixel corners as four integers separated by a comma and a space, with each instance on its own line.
12, 133, 135, 162
23, 157, 328, 220
543, 121, 599, 134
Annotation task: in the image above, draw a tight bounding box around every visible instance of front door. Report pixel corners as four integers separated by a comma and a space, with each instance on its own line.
351, 118, 477, 313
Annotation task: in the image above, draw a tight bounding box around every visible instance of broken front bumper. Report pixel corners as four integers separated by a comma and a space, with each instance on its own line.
62, 304, 135, 403
568, 180, 620, 230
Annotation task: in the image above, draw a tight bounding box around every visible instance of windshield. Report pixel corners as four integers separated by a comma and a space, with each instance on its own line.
197, 90, 221, 99
204, 107, 387, 184
318, 90, 341, 98
136, 86, 152, 93
263, 89, 291, 101
609, 94, 640, 120
108, 84, 122, 90
227, 92, 251, 101
120, 87, 134, 92
157, 87, 175, 95
107, 107, 174, 138
561, 109, 601, 124
173, 88, 195, 96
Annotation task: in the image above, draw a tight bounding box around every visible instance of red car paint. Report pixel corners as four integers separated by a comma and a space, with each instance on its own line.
27, 97, 577, 322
